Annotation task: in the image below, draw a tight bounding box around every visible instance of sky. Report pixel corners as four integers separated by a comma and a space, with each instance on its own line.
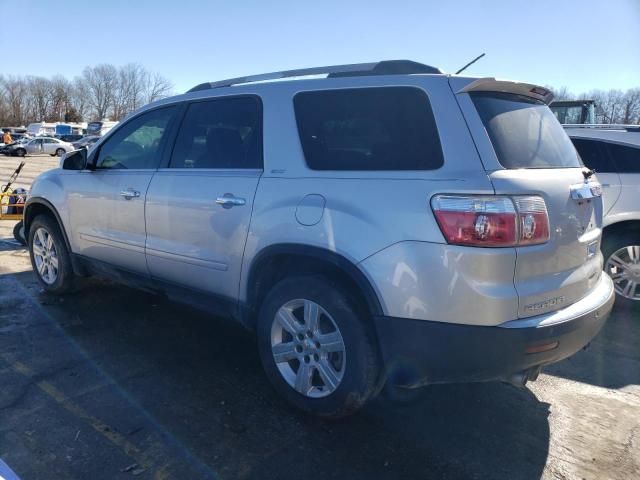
1, 0, 639, 95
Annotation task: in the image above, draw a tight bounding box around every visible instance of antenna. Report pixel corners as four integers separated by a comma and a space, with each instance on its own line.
455, 53, 486, 75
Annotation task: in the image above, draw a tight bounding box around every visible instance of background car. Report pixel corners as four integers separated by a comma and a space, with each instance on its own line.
567, 125, 640, 303
0, 137, 29, 155
6, 137, 74, 157
57, 134, 84, 143
71, 135, 100, 150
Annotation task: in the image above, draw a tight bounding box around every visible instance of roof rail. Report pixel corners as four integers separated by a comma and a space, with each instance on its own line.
187, 60, 442, 93
563, 124, 640, 131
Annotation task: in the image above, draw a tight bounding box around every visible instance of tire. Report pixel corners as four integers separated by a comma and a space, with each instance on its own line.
13, 220, 26, 245
28, 214, 74, 294
55, 148, 65, 157
257, 275, 381, 418
602, 231, 640, 306
16, 148, 26, 157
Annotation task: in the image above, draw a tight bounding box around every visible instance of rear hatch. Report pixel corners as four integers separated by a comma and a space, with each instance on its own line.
455, 79, 604, 318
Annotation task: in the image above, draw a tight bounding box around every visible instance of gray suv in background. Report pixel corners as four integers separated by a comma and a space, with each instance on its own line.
567, 126, 640, 304
24, 61, 614, 417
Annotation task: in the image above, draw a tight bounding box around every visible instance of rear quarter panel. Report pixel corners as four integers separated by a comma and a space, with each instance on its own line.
239, 75, 496, 306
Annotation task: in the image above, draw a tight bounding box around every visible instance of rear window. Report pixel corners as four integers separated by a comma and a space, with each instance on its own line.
472, 93, 582, 169
294, 87, 444, 171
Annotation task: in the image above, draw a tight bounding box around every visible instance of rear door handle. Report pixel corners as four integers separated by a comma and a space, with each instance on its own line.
120, 189, 140, 200
216, 194, 246, 209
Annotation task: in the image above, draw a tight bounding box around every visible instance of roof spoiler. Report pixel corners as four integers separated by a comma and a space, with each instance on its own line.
457, 78, 554, 105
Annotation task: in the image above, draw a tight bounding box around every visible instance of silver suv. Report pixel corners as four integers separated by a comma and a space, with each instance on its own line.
24, 61, 615, 417
567, 126, 640, 303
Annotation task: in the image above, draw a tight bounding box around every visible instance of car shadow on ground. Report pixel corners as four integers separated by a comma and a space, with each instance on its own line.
0, 271, 552, 480
544, 301, 640, 389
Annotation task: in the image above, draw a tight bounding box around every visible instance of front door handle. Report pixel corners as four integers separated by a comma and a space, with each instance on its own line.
216, 194, 246, 209
120, 189, 140, 200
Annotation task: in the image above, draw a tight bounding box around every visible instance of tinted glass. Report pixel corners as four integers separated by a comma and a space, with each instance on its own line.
572, 138, 615, 172
170, 97, 262, 169
604, 142, 640, 173
472, 93, 581, 169
294, 87, 443, 170
96, 107, 175, 169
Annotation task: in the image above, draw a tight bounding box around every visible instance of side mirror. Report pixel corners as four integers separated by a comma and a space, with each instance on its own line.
61, 149, 88, 170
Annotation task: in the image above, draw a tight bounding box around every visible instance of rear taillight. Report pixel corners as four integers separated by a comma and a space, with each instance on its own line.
431, 195, 550, 247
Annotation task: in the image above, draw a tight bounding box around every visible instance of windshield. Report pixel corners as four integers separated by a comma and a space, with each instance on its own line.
472, 93, 582, 169
550, 104, 586, 124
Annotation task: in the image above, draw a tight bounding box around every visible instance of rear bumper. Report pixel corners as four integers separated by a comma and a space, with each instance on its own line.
373, 274, 615, 387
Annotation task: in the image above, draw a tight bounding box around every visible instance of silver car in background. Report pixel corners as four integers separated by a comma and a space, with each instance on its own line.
567, 126, 640, 303
24, 60, 614, 417
9, 137, 74, 157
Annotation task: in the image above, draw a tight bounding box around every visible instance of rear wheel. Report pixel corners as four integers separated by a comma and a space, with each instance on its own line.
28, 215, 74, 293
603, 232, 640, 305
16, 148, 26, 157
257, 276, 380, 418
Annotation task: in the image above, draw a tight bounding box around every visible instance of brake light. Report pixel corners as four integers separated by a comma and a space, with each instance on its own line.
431, 195, 550, 247
513, 196, 550, 246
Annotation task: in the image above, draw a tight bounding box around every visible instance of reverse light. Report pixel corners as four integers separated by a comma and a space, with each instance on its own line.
431, 195, 550, 247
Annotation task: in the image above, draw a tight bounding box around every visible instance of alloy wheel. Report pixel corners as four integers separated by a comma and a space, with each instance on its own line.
606, 245, 640, 301
32, 227, 59, 285
270, 298, 346, 398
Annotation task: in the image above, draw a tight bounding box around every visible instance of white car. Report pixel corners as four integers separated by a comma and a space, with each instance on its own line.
9, 137, 74, 157
567, 126, 640, 303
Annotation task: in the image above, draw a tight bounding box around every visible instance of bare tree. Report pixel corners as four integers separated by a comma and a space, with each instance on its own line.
145, 72, 173, 104
26, 76, 54, 121
547, 85, 574, 101
82, 64, 119, 121
49, 76, 72, 122
70, 77, 90, 120
1, 76, 29, 125
621, 88, 640, 125
112, 63, 147, 120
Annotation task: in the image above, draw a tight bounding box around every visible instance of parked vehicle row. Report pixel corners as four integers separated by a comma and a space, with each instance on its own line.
23, 60, 615, 418
1, 120, 118, 156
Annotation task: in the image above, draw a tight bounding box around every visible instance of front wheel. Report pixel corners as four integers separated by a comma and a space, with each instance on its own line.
16, 148, 26, 157
603, 232, 640, 304
28, 215, 74, 293
55, 148, 65, 157
257, 276, 381, 418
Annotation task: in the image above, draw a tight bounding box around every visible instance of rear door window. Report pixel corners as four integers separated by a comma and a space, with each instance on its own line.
169, 96, 262, 169
602, 142, 640, 173
294, 87, 444, 170
472, 93, 582, 169
571, 138, 616, 172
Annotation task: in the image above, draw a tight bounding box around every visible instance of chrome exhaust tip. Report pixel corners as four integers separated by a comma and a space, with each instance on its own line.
504, 371, 529, 388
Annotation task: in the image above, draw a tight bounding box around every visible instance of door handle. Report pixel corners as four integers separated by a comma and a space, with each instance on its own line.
216, 194, 246, 209
120, 189, 140, 200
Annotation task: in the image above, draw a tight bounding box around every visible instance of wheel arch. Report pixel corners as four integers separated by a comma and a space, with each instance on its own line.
24, 198, 72, 253
244, 244, 384, 328
603, 219, 640, 240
